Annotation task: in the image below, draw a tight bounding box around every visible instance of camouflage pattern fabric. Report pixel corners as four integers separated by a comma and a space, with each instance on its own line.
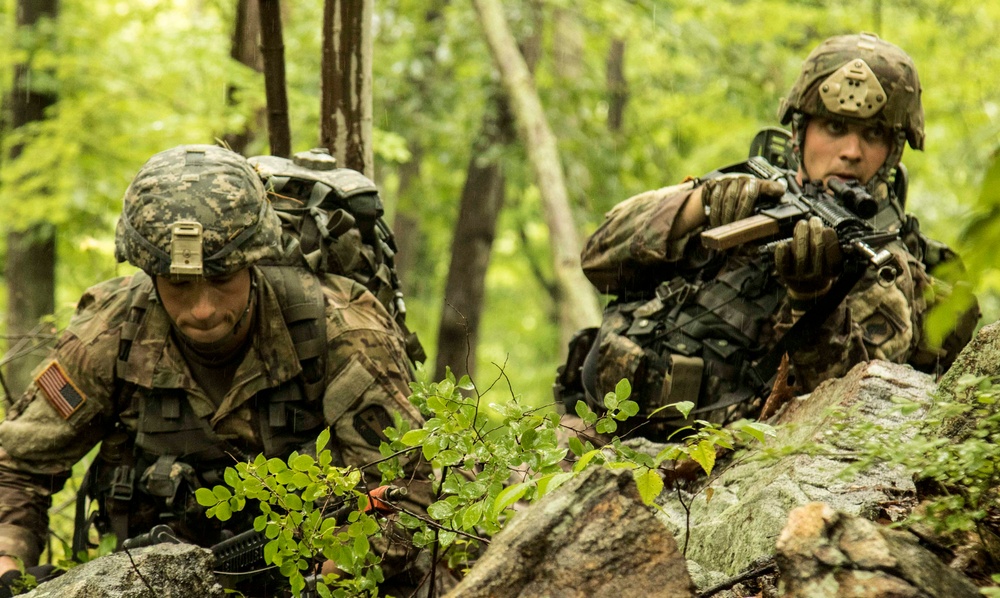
0, 266, 426, 569
114, 145, 284, 277
580, 183, 979, 424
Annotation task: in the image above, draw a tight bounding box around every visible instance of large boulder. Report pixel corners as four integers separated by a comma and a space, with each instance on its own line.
653, 360, 935, 588
935, 320, 1000, 441
24, 543, 225, 598
776, 502, 981, 597
445, 466, 695, 598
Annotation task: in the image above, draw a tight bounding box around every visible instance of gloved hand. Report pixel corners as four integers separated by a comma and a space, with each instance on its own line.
0, 570, 20, 598
702, 174, 785, 228
774, 217, 843, 301
0, 564, 59, 597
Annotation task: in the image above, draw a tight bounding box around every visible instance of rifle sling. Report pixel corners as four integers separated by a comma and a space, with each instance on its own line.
746, 263, 866, 395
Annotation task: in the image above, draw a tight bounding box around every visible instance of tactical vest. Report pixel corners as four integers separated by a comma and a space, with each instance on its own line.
558, 252, 785, 435
74, 266, 331, 554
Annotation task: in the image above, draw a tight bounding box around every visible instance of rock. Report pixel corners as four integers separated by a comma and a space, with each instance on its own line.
776, 502, 981, 598
935, 321, 1000, 441
653, 360, 935, 587
24, 543, 225, 598
445, 466, 695, 598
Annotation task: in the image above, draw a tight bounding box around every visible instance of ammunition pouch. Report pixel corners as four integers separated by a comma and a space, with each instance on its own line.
558, 257, 783, 438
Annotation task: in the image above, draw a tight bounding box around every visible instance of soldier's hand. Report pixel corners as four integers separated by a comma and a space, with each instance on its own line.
0, 569, 20, 598
774, 217, 843, 301
702, 174, 785, 228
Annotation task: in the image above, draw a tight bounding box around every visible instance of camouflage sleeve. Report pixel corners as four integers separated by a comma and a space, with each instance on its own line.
774, 240, 977, 391
0, 280, 124, 565
318, 275, 432, 582
581, 181, 698, 295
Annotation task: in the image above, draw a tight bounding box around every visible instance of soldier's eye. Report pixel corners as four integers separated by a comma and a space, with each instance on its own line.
825, 120, 848, 135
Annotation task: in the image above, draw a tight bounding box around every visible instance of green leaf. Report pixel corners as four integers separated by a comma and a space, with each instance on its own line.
291, 453, 315, 472
671, 401, 695, 419
568, 435, 586, 457
491, 482, 530, 517
574, 400, 592, 420
267, 458, 288, 474
603, 392, 619, 411
619, 400, 640, 418
213, 486, 233, 501
435, 449, 464, 467
634, 468, 664, 505
195, 487, 218, 507
223, 467, 240, 488
688, 440, 717, 476
462, 501, 485, 530
316, 428, 330, 453
536, 472, 574, 497
401, 428, 430, 446
215, 501, 233, 521
614, 378, 632, 401
573, 448, 603, 473
284, 494, 303, 511
427, 500, 456, 521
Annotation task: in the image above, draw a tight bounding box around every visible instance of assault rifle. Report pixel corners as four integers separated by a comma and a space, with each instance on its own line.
120, 485, 406, 597
700, 155, 898, 281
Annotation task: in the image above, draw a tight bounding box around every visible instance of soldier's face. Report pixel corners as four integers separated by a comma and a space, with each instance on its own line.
800, 117, 892, 186
156, 269, 252, 344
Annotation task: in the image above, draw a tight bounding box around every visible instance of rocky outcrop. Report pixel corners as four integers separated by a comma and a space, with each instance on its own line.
23, 543, 224, 598
776, 502, 981, 597
935, 321, 1000, 441
655, 360, 934, 588
444, 466, 695, 598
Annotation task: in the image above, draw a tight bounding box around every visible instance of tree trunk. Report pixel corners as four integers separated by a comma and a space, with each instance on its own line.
3, 0, 59, 402
472, 0, 602, 350
434, 95, 513, 382
552, 8, 583, 81
606, 39, 627, 134
320, 0, 373, 177
259, 0, 291, 157
223, 0, 264, 155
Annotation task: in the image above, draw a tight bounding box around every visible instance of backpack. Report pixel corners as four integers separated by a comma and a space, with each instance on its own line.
249, 148, 425, 365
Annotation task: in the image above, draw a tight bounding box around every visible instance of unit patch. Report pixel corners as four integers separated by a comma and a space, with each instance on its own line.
34, 360, 87, 419
353, 405, 393, 448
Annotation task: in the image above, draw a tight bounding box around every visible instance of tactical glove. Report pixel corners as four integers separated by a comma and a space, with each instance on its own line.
702, 174, 785, 228
774, 217, 843, 301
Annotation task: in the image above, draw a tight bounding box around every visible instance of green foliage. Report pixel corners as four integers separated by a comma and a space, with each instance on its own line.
827, 373, 1000, 539
198, 428, 384, 597
199, 371, 774, 594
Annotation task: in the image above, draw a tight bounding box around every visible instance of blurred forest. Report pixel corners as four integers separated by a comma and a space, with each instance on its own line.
1, 0, 999, 408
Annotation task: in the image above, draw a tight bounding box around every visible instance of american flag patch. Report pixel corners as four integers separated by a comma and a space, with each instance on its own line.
34, 361, 87, 419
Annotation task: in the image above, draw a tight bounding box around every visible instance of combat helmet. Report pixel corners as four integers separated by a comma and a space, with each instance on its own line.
778, 32, 924, 152
115, 145, 283, 278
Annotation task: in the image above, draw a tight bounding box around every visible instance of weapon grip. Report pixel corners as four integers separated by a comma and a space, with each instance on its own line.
701, 215, 780, 250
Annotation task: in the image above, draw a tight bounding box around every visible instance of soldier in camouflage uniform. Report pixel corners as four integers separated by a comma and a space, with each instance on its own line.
564, 33, 979, 436
0, 145, 429, 594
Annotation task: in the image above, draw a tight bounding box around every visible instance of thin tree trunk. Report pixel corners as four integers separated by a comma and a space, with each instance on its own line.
553, 8, 583, 80
472, 0, 602, 349
321, 0, 373, 177
434, 95, 513, 382
3, 0, 59, 402
223, 0, 264, 154
606, 38, 627, 133
259, 0, 291, 157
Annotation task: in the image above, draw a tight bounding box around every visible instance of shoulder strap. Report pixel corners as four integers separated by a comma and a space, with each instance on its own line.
257, 266, 328, 403
116, 272, 155, 376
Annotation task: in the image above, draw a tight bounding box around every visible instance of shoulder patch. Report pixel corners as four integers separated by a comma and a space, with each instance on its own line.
34, 360, 87, 419
353, 404, 393, 448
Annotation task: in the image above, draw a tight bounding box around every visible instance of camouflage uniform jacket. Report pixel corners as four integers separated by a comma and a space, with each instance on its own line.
0, 266, 425, 568
579, 181, 979, 416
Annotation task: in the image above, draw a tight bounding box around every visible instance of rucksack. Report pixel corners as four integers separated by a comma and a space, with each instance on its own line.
248, 148, 425, 365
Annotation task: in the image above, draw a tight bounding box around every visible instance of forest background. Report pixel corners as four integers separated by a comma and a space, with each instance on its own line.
1, 0, 999, 411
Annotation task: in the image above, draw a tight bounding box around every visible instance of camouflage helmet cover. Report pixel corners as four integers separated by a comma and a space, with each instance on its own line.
114, 144, 283, 277
778, 32, 924, 151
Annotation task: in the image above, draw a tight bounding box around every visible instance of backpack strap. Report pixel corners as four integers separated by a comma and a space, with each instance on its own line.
257, 266, 328, 404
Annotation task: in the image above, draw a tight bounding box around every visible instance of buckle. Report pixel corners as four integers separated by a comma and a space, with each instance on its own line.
109, 465, 135, 501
